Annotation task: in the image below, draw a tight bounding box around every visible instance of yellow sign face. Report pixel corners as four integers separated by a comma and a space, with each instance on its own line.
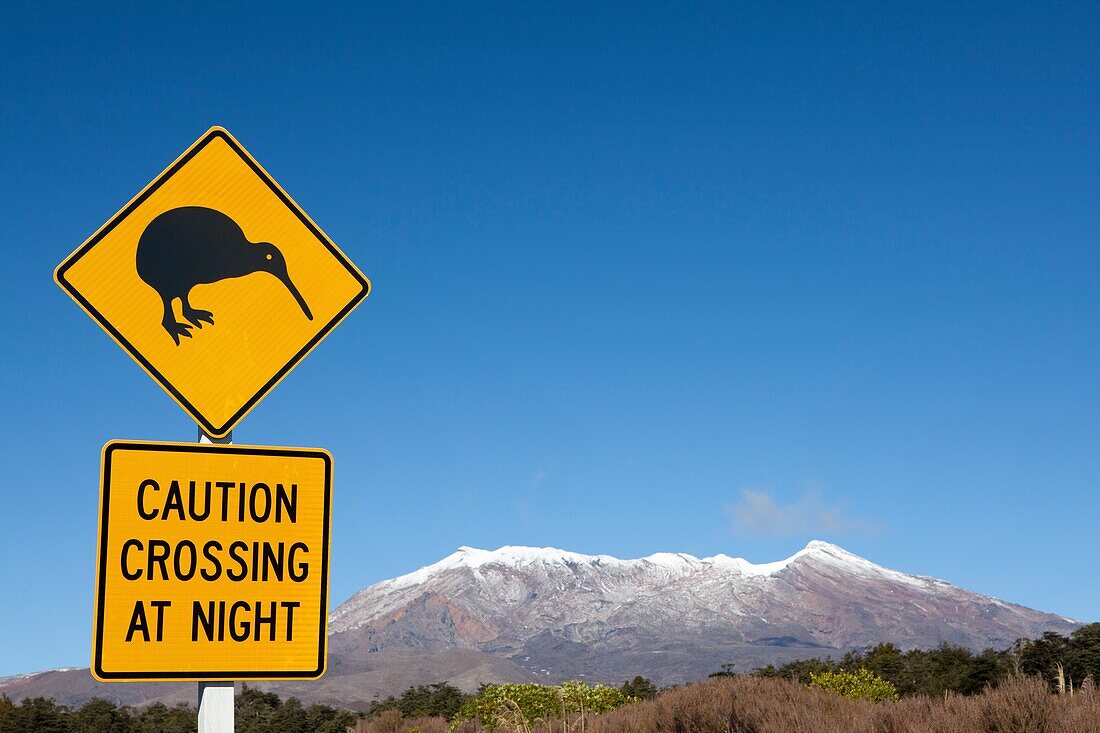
92, 441, 332, 681
55, 128, 371, 437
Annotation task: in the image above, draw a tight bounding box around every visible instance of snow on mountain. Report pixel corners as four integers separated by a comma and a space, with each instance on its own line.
327, 541, 1078, 684
330, 540, 938, 634
2, 541, 1083, 707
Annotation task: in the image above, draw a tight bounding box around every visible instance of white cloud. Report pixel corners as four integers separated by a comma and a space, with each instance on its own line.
726, 488, 878, 538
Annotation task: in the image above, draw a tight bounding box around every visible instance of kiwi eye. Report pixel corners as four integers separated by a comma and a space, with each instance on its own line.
266, 254, 273, 261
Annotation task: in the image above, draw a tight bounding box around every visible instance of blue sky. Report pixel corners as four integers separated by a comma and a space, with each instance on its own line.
0, 2, 1097, 676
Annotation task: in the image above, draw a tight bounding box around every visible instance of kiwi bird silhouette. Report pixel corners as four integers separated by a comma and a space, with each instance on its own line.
136, 206, 313, 345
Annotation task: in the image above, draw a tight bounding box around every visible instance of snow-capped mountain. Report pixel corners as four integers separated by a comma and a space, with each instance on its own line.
2, 541, 1080, 707
327, 541, 1078, 683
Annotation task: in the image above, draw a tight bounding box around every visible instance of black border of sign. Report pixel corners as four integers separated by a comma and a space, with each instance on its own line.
93, 441, 332, 681
55, 127, 371, 438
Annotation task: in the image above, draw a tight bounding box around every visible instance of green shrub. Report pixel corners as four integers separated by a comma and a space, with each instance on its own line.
455, 681, 631, 731
808, 668, 899, 702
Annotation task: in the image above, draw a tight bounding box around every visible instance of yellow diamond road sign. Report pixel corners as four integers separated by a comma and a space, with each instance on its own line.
55, 127, 371, 437
93, 440, 332, 681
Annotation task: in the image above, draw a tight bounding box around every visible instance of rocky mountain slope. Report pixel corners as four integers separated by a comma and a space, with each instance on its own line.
327, 541, 1078, 684
2, 541, 1078, 707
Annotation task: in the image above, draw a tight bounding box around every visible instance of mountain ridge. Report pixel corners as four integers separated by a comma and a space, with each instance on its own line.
327, 539, 1079, 686
2, 540, 1080, 708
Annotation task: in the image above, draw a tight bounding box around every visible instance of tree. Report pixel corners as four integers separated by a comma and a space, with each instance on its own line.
304, 703, 356, 733
133, 702, 195, 733
68, 698, 133, 733
1067, 623, 1100, 686
0, 696, 69, 733
852, 643, 905, 686
708, 663, 737, 678
235, 685, 282, 733
620, 676, 659, 700
753, 657, 835, 683
366, 682, 470, 720
269, 696, 309, 733
1019, 630, 1074, 690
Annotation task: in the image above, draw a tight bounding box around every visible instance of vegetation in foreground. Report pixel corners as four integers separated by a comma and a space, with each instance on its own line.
456, 674, 1100, 733
0, 686, 355, 733
9, 673, 1100, 733
4, 624, 1100, 732
353, 669, 1100, 733
751, 622, 1100, 697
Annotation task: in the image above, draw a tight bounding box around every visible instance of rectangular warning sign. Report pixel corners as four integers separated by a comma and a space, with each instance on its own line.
92, 441, 332, 681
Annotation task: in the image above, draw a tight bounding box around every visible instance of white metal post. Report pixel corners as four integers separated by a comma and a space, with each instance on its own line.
198, 681, 234, 732
198, 428, 234, 732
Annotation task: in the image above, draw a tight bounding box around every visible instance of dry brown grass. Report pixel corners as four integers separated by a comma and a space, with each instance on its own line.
352, 709, 454, 733
560, 674, 1100, 733
354, 674, 1100, 733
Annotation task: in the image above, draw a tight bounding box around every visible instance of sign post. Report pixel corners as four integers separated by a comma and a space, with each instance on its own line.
198, 681, 234, 733
197, 430, 234, 733
57, 127, 369, 732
